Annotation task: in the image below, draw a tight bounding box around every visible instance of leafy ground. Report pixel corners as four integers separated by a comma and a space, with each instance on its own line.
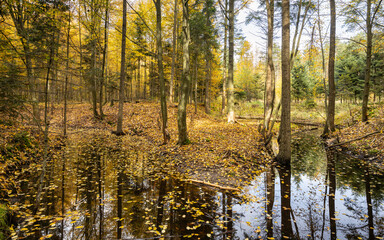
1, 102, 270, 192
1, 100, 384, 239
59, 102, 271, 187
331, 102, 384, 161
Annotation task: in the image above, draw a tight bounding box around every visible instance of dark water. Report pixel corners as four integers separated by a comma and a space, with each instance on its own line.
10, 133, 384, 239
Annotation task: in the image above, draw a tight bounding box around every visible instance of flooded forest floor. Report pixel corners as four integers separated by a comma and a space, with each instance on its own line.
1, 101, 384, 239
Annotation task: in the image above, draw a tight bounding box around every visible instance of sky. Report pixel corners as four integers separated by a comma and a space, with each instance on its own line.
236, 1, 357, 60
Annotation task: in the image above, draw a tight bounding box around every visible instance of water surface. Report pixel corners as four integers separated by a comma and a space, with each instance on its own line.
10, 132, 384, 239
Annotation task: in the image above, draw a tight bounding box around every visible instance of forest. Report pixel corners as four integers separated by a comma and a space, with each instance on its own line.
1, 0, 384, 239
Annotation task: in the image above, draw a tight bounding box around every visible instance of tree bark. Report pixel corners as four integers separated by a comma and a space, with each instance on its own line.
277, 0, 291, 163
170, 0, 178, 103
100, 0, 109, 119
221, 0, 228, 116
64, 8, 71, 137
154, 0, 169, 144
177, 0, 191, 144
116, 0, 127, 134
328, 0, 336, 131
137, 57, 141, 99
227, 0, 235, 123
362, 0, 372, 122
205, 57, 211, 114
263, 0, 275, 140
90, 0, 99, 118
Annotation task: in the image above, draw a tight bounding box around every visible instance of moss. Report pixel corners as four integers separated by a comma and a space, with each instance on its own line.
0, 204, 8, 240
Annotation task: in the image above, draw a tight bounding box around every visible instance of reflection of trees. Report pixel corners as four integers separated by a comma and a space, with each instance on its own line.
77, 143, 99, 240
278, 162, 294, 239
266, 165, 275, 239
291, 134, 326, 182
336, 153, 384, 239
336, 153, 384, 200
327, 150, 337, 240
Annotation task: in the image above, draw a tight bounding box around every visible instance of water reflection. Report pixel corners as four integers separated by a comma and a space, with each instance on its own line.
327, 149, 337, 240
278, 162, 293, 239
9, 132, 384, 239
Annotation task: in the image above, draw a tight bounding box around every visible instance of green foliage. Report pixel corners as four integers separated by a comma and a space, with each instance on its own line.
0, 61, 23, 119
291, 62, 309, 100
335, 42, 365, 101
335, 41, 365, 100
303, 98, 317, 109
234, 41, 264, 101
0, 204, 8, 240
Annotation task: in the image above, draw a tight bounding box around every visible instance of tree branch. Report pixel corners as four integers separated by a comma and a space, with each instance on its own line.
127, 0, 155, 37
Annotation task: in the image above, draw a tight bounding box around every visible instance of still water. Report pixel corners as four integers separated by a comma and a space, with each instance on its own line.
10, 132, 384, 239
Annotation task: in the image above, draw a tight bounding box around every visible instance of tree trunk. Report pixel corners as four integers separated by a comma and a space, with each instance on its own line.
64, 9, 71, 137
263, 0, 275, 141
205, 57, 211, 114
78, 5, 84, 103
144, 57, 147, 99
227, 0, 235, 123
170, 0, 178, 103
177, 0, 191, 144
90, 1, 99, 118
6, 2, 40, 121
116, 0, 127, 135
328, 0, 336, 131
221, 0, 228, 116
154, 0, 169, 144
277, 0, 291, 163
137, 57, 141, 99
194, 54, 198, 113
318, 0, 329, 136
100, 0, 109, 119
362, 0, 372, 122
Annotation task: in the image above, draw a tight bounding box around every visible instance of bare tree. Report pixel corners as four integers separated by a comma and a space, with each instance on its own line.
116, 0, 127, 135
177, 0, 191, 144
227, 0, 235, 123
170, 0, 178, 103
154, 0, 170, 144
277, 0, 291, 163
325, 0, 336, 133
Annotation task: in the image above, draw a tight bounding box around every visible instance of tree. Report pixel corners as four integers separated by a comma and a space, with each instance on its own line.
264, 0, 276, 144
326, 0, 336, 133
82, 0, 104, 118
227, 0, 235, 123
235, 40, 262, 101
3, 0, 44, 121
170, 0, 178, 103
343, 0, 383, 122
99, 0, 110, 119
221, 0, 228, 116
277, 0, 291, 165
153, 0, 169, 144
202, 0, 217, 114
116, 0, 127, 135
291, 62, 309, 101
335, 41, 365, 103
177, 0, 191, 145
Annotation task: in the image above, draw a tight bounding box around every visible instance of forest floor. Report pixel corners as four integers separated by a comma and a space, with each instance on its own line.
61, 102, 272, 189
0, 102, 272, 193
331, 102, 384, 163
1, 101, 384, 238
1, 101, 384, 194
